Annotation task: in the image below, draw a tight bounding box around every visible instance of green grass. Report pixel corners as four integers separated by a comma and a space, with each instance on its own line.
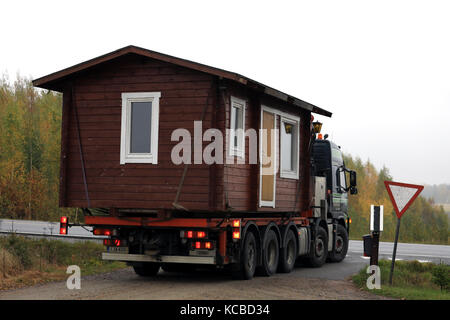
352, 259, 450, 300
0, 234, 126, 290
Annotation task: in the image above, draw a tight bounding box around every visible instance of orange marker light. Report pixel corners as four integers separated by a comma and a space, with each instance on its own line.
232, 220, 240, 228
232, 231, 240, 239
197, 231, 206, 238
205, 242, 211, 249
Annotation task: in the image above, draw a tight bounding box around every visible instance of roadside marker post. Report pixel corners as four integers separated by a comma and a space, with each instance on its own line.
369, 205, 383, 266
384, 181, 424, 285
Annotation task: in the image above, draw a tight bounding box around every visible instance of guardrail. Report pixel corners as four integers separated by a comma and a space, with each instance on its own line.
0, 218, 106, 242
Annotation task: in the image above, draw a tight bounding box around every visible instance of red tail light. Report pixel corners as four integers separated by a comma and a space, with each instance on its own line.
183, 230, 208, 239
93, 228, 112, 236
60, 216, 68, 235
191, 241, 214, 250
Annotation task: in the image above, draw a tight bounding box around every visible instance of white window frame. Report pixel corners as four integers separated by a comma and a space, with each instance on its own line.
229, 96, 246, 158
280, 115, 300, 179
120, 92, 160, 164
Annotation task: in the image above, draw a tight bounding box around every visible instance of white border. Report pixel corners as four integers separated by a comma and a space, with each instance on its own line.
120, 92, 161, 164
229, 96, 246, 158
259, 106, 277, 208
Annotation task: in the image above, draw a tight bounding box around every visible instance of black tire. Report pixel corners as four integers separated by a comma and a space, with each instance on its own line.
232, 231, 257, 280
305, 226, 328, 268
328, 224, 349, 263
278, 229, 298, 273
133, 263, 160, 277
257, 229, 279, 276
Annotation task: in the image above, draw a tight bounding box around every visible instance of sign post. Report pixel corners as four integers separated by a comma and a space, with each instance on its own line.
384, 181, 423, 285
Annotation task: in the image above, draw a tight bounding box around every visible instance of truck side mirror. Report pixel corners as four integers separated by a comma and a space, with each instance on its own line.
349, 171, 357, 188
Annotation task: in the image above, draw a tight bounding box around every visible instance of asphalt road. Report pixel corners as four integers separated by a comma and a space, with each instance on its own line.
0, 238, 448, 299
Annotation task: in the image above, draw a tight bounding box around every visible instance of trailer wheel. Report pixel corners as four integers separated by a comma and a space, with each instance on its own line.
133, 263, 160, 277
278, 229, 297, 273
305, 226, 328, 268
328, 224, 349, 263
257, 229, 279, 276
232, 231, 257, 280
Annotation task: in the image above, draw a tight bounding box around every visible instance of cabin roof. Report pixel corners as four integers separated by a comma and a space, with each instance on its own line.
32, 45, 332, 117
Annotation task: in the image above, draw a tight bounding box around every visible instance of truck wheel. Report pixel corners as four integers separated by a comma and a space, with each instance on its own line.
232, 231, 257, 280
305, 226, 328, 268
257, 229, 279, 276
133, 263, 160, 277
278, 229, 297, 273
328, 224, 349, 263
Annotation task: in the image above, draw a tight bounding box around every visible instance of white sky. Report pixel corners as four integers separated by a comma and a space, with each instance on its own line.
1, 0, 449, 185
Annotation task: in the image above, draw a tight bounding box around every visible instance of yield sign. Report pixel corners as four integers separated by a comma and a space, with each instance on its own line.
384, 181, 424, 218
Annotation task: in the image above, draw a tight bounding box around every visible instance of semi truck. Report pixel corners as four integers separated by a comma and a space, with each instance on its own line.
63, 132, 357, 280
33, 45, 357, 280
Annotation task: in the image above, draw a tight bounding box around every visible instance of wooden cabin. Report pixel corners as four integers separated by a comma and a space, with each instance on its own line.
32, 45, 332, 215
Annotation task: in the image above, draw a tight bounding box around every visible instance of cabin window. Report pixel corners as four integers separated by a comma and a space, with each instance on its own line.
229, 96, 246, 158
280, 116, 299, 179
120, 92, 161, 164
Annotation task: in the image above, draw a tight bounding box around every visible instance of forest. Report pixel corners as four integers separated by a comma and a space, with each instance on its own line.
0, 76, 448, 244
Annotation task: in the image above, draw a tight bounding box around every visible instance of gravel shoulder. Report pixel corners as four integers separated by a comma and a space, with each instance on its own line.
0, 267, 388, 300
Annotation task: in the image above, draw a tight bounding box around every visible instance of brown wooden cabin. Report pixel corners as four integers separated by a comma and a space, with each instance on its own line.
32, 45, 332, 216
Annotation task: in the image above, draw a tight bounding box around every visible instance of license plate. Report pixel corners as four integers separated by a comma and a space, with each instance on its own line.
107, 246, 128, 253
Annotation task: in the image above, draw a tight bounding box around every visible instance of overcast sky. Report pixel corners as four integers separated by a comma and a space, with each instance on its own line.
2, 0, 449, 185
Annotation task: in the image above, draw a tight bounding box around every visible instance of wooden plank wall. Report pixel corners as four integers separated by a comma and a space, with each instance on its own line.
223, 82, 312, 213
63, 54, 221, 210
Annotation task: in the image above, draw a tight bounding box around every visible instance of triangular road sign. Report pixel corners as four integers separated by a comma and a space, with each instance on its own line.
384, 181, 424, 218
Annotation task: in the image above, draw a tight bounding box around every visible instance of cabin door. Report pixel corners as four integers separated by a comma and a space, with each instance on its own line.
259, 109, 276, 207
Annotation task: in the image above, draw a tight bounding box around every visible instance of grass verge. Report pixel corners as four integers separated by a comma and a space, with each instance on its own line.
352, 259, 450, 300
0, 234, 126, 290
